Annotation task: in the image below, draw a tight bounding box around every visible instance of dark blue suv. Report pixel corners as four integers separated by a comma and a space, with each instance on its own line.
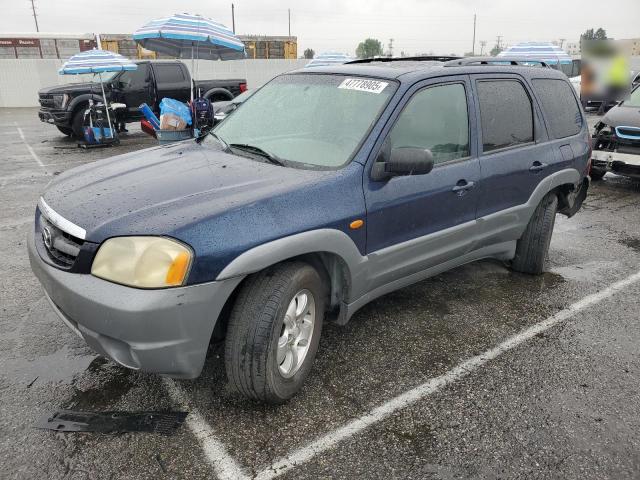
29, 58, 591, 403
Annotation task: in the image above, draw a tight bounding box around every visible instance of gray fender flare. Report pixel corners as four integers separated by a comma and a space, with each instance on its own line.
68, 94, 103, 114
216, 229, 367, 298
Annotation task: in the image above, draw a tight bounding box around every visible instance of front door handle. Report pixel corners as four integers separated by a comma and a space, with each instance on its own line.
452, 180, 475, 193
529, 161, 548, 172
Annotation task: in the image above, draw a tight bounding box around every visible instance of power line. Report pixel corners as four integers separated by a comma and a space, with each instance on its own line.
29, 0, 39, 32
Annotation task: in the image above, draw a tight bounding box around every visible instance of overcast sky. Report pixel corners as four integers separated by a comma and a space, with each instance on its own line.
3, 0, 639, 56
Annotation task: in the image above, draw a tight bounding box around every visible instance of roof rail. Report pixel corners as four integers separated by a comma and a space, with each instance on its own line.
346, 55, 461, 65
444, 57, 551, 68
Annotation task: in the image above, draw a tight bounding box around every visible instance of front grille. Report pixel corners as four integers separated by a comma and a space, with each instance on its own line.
39, 94, 54, 108
39, 215, 84, 268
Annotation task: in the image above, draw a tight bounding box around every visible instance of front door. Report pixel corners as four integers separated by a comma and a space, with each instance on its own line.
364, 76, 480, 291
113, 64, 152, 120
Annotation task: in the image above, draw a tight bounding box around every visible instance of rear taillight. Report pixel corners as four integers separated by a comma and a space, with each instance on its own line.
239, 82, 247, 93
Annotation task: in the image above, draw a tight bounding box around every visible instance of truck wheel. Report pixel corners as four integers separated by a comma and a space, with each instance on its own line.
590, 168, 606, 181
71, 107, 87, 138
225, 262, 326, 403
56, 126, 73, 136
511, 193, 558, 275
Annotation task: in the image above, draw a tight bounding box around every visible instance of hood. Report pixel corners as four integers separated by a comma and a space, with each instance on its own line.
601, 104, 640, 128
39, 82, 101, 96
41, 141, 331, 242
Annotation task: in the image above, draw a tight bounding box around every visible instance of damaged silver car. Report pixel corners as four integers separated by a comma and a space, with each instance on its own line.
591, 85, 640, 180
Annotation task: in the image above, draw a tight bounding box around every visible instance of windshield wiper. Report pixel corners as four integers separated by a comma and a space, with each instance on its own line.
197, 129, 230, 152
228, 143, 285, 166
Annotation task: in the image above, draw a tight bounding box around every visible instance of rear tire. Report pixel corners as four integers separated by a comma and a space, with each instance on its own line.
511, 193, 558, 275
56, 125, 73, 136
225, 262, 326, 404
590, 168, 606, 181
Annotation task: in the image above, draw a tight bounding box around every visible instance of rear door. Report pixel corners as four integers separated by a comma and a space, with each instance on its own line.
363, 76, 481, 291
152, 63, 191, 106
471, 74, 554, 220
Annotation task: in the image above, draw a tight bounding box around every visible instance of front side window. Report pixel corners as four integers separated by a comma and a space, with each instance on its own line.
213, 74, 397, 169
386, 83, 470, 165
477, 80, 534, 153
532, 78, 582, 138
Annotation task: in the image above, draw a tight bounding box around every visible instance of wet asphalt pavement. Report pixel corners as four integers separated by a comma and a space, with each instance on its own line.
1, 108, 639, 479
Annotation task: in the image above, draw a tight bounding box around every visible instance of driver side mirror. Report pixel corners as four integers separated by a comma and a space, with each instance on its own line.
371, 147, 434, 181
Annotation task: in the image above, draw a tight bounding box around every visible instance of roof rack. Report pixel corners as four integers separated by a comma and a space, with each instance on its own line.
345, 55, 461, 65
444, 57, 551, 68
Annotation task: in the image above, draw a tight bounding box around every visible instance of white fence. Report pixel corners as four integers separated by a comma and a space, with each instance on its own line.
0, 59, 308, 108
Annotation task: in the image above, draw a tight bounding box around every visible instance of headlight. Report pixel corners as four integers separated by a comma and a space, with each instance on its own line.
91, 237, 193, 288
52, 94, 69, 109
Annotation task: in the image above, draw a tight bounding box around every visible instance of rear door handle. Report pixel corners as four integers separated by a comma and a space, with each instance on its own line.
529, 161, 548, 172
452, 180, 475, 193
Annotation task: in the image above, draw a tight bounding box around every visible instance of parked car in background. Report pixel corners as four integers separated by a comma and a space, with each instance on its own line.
212, 88, 256, 123
29, 58, 590, 404
591, 84, 640, 180
38, 60, 247, 137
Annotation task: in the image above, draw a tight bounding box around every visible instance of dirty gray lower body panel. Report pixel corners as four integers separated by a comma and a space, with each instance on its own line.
28, 229, 243, 378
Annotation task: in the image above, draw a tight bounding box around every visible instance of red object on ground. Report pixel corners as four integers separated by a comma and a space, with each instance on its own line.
141, 119, 157, 138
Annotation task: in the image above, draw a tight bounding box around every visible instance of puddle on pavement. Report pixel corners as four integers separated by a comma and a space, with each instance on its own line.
550, 260, 620, 282
619, 236, 640, 253
64, 357, 135, 410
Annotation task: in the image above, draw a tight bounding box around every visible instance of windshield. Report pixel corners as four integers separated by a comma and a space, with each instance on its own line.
212, 74, 397, 168
626, 86, 640, 107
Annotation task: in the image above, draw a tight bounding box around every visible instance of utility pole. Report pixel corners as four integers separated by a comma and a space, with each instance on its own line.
388, 38, 394, 57
480, 40, 487, 55
288, 9, 291, 37
472, 14, 476, 55
30, 0, 39, 32
231, 3, 235, 33
496, 35, 503, 52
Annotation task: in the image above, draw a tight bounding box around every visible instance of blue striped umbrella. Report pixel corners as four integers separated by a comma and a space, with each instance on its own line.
498, 42, 572, 65
305, 52, 354, 68
58, 49, 137, 74
59, 49, 137, 138
133, 13, 245, 61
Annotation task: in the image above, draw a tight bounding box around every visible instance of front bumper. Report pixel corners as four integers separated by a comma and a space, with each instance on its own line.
38, 109, 71, 125
592, 150, 640, 178
28, 228, 243, 378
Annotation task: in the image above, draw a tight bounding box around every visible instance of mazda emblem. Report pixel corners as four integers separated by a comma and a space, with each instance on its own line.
42, 226, 52, 250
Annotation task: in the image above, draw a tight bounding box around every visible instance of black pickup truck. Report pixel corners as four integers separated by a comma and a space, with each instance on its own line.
38, 60, 247, 137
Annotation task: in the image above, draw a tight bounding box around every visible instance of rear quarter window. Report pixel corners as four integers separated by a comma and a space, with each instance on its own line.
154, 64, 186, 83
532, 78, 582, 139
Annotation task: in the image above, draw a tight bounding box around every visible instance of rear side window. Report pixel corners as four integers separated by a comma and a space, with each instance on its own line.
477, 80, 533, 153
387, 83, 469, 165
154, 64, 186, 83
532, 79, 582, 139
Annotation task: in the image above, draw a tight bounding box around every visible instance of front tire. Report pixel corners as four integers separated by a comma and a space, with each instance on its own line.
56, 125, 73, 136
225, 262, 326, 403
511, 193, 558, 275
71, 107, 87, 138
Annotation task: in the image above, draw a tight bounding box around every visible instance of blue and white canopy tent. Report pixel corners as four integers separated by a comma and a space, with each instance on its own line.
305, 52, 354, 68
59, 49, 138, 138
497, 42, 572, 66
133, 13, 246, 101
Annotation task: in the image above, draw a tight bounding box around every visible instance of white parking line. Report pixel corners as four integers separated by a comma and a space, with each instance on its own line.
15, 123, 44, 168
162, 378, 250, 480
252, 269, 640, 480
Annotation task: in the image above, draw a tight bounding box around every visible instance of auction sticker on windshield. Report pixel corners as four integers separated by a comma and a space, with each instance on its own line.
338, 78, 389, 94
